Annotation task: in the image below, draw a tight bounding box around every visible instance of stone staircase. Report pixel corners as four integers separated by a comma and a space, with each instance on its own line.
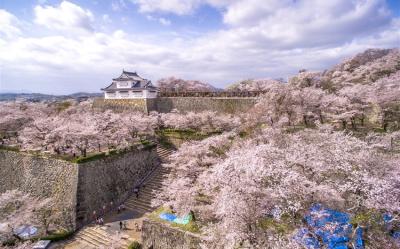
70, 226, 133, 249
156, 145, 174, 163
124, 145, 173, 214
65, 145, 174, 249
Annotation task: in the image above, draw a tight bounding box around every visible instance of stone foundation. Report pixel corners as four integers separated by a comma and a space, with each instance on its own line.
93, 97, 258, 114
153, 97, 258, 114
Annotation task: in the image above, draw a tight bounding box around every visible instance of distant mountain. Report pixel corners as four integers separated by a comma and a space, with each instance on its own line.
0, 92, 102, 102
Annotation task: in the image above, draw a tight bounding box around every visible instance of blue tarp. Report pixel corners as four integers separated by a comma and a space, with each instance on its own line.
294, 204, 364, 249
383, 213, 400, 243
159, 213, 177, 222
159, 212, 192, 225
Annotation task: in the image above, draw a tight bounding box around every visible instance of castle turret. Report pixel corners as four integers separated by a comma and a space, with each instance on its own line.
101, 70, 158, 99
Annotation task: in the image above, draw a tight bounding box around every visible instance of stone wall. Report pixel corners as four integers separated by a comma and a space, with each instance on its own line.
94, 97, 258, 114
93, 98, 149, 113
76, 147, 159, 226
153, 97, 258, 114
141, 218, 204, 249
0, 146, 159, 230
0, 150, 79, 229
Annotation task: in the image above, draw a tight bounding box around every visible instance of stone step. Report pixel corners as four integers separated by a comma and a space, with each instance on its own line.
157, 167, 171, 172
126, 197, 154, 206
127, 194, 156, 203
73, 238, 97, 249
76, 233, 107, 248
157, 151, 172, 155
158, 151, 172, 156
157, 148, 171, 152
125, 198, 154, 208
149, 175, 167, 180
143, 182, 164, 189
84, 228, 111, 243
142, 188, 163, 194
125, 198, 154, 209
75, 227, 134, 249
141, 182, 162, 189
141, 186, 163, 192
142, 180, 164, 187
125, 202, 153, 213
158, 152, 171, 157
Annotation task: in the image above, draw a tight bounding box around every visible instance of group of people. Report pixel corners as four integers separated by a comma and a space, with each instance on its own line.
119, 221, 128, 230
90, 187, 142, 230
96, 217, 104, 225
117, 204, 126, 214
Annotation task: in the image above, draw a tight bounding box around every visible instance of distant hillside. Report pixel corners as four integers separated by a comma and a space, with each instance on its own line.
0, 92, 102, 102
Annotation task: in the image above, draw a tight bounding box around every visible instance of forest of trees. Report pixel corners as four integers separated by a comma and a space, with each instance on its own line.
153, 48, 400, 248
0, 48, 399, 248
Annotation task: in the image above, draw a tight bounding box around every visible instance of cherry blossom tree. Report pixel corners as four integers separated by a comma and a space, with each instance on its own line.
156, 127, 400, 247
0, 190, 55, 244
160, 111, 241, 132
157, 77, 216, 92
226, 78, 283, 91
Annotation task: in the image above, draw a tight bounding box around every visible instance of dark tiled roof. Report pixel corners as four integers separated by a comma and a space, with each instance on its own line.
102, 70, 158, 91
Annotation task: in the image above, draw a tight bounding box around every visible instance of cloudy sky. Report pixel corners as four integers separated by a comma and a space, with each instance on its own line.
0, 0, 399, 94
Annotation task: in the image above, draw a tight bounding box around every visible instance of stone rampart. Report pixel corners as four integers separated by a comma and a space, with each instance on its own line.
152, 97, 258, 114
76, 147, 159, 226
0, 146, 158, 230
141, 218, 204, 249
93, 98, 148, 113
0, 150, 79, 229
94, 97, 258, 114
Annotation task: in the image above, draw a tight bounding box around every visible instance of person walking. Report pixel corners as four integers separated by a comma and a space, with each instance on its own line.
134, 187, 139, 198
102, 204, 106, 216
92, 210, 97, 222
119, 221, 123, 230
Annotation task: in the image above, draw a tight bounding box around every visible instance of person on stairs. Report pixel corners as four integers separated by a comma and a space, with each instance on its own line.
134, 187, 139, 198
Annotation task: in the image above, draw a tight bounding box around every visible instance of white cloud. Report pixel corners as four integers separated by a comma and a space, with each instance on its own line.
0, 9, 21, 38
133, 0, 201, 15
111, 0, 127, 11
158, 17, 171, 26
146, 15, 171, 26
102, 14, 112, 24
0, 0, 399, 94
34, 1, 94, 33
218, 0, 392, 49
131, 0, 239, 15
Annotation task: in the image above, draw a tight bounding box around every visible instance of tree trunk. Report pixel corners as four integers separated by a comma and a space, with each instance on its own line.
351, 117, 357, 130
303, 115, 308, 126
383, 123, 388, 132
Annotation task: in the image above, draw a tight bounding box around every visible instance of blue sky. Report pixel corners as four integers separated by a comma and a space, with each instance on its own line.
0, 0, 399, 94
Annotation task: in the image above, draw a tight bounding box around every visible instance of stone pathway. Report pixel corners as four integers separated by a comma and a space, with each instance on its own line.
59, 145, 173, 249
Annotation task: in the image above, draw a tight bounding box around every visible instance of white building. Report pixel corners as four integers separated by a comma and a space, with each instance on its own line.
102, 70, 158, 99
